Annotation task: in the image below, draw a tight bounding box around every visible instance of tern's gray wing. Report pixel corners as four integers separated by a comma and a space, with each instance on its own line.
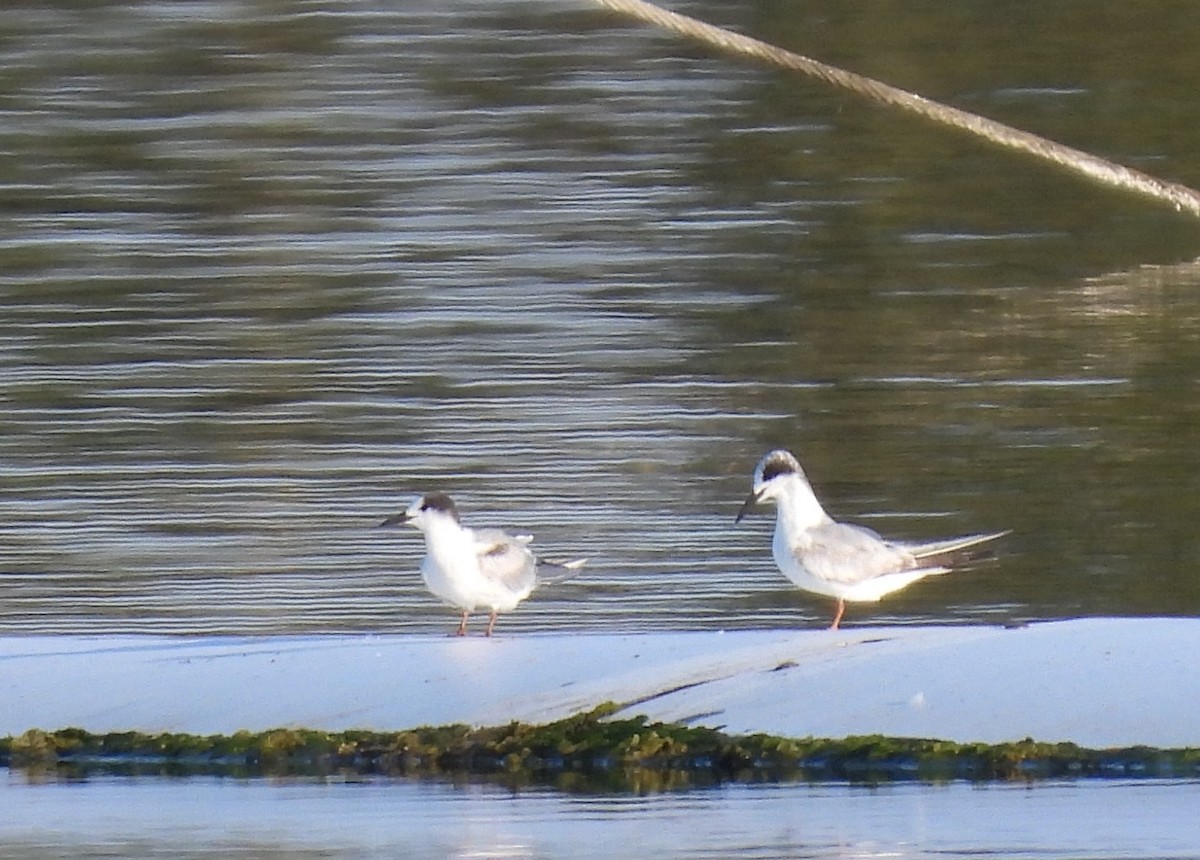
473, 528, 537, 592
798, 520, 916, 584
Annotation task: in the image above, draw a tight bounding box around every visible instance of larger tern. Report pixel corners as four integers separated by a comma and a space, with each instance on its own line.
736, 449, 1007, 629
380, 492, 586, 636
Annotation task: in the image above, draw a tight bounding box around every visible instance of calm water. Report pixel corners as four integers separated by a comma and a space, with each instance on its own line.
4, 771, 1200, 859
2, 1, 1200, 636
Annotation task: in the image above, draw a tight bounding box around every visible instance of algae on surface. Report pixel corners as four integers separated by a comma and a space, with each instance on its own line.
3, 706, 1198, 791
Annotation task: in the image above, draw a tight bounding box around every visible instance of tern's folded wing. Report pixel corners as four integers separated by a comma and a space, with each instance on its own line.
474, 530, 537, 592
799, 521, 917, 584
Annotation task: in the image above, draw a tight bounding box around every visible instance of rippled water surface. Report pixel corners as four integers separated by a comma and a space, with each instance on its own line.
3, 1, 1200, 635
4, 772, 1200, 860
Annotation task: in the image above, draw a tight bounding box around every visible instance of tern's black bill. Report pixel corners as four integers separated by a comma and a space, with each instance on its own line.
378, 512, 410, 527
734, 491, 761, 524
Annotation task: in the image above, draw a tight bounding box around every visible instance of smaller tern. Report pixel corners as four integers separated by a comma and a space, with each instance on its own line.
736, 449, 1007, 629
380, 492, 586, 636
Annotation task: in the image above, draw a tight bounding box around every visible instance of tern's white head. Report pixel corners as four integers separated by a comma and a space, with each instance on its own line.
380, 492, 461, 533
735, 449, 828, 528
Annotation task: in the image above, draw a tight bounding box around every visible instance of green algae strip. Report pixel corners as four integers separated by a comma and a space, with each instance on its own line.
4, 705, 1198, 790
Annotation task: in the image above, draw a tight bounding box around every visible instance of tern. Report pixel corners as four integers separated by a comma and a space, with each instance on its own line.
380, 492, 586, 636
736, 449, 1007, 629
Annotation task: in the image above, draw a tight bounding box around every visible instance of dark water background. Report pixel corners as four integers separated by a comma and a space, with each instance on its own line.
3, 0, 1200, 635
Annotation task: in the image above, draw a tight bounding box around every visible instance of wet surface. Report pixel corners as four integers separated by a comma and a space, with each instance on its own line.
4, 771, 1200, 860
2, 1, 1200, 635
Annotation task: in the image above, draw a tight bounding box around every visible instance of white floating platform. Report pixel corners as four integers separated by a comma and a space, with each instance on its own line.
3, 617, 1197, 748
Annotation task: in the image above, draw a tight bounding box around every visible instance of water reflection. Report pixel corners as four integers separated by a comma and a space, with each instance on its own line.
0, 1, 1198, 635
3, 771, 1200, 860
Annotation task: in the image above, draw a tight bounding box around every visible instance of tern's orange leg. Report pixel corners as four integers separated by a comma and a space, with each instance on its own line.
830, 598, 846, 630
455, 611, 469, 636
485, 610, 499, 637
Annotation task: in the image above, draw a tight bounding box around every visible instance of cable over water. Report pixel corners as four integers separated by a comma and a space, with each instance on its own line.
589, 0, 1200, 220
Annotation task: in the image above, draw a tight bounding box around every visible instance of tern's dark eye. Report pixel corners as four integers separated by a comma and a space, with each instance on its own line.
418, 493, 459, 521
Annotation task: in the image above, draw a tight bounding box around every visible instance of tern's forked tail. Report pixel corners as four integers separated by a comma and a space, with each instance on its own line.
908, 530, 1010, 567
536, 556, 588, 585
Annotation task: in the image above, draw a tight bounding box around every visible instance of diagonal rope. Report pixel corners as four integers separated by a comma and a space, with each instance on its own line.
589, 0, 1200, 219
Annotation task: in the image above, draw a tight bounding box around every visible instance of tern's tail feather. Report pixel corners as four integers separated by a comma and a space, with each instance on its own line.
536, 556, 588, 585
906, 530, 1010, 567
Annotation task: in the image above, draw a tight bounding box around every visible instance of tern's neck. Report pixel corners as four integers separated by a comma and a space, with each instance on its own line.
774, 476, 830, 534
420, 515, 471, 556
